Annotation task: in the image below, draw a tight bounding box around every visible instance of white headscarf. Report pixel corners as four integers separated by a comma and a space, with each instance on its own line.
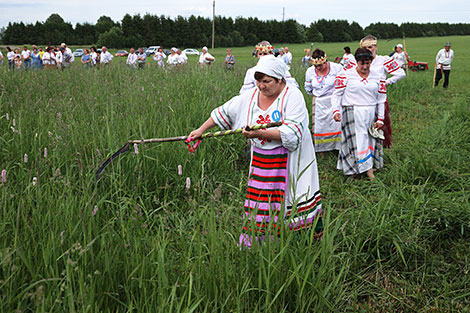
202, 46, 208, 52
253, 55, 287, 79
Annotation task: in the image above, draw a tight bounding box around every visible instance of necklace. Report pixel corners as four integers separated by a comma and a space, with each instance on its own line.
315, 62, 329, 87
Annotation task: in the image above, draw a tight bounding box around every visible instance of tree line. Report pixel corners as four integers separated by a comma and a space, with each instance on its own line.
1, 13, 470, 48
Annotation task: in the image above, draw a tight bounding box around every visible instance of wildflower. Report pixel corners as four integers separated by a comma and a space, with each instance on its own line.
186, 177, 191, 190
92, 205, 99, 216
12, 118, 16, 126
44, 148, 47, 159
141, 86, 144, 92
160, 97, 162, 102
35, 133, 38, 138
48, 131, 53, 137
24, 154, 28, 163
134, 143, 139, 154
6, 113, 9, 120
32, 177, 37, 186
178, 165, 183, 175
57, 112, 61, 119
11, 127, 15, 132
1, 169, 6, 183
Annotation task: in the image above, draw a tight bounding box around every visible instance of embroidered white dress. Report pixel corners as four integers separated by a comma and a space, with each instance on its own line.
305, 62, 343, 151
211, 86, 322, 245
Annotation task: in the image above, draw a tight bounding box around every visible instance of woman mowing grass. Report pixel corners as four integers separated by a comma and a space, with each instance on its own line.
189, 55, 323, 247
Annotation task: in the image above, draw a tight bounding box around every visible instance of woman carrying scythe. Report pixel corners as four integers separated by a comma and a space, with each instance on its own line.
188, 56, 323, 247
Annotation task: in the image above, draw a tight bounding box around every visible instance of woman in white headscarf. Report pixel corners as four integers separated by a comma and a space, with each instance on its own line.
189, 55, 323, 247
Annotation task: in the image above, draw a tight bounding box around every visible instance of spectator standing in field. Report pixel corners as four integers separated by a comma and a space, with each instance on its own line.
90, 47, 98, 66
224, 48, 235, 70
189, 55, 323, 246
81, 49, 92, 68
332, 48, 387, 180
63, 47, 73, 69
0, 49, 3, 66
100, 46, 113, 65
31, 47, 42, 70
95, 50, 101, 65
177, 49, 188, 64
359, 35, 405, 149
126, 48, 137, 69
277, 48, 289, 66
167, 48, 179, 66
240, 41, 299, 95
42, 47, 51, 68
391, 44, 409, 69
137, 48, 147, 69
285, 46, 292, 68
434, 42, 454, 88
49, 47, 57, 68
302, 49, 311, 67
199, 46, 215, 67
54, 47, 63, 69
340, 46, 356, 69
21, 46, 31, 70
305, 48, 344, 152
153, 47, 166, 67
14, 54, 23, 70
6, 47, 15, 70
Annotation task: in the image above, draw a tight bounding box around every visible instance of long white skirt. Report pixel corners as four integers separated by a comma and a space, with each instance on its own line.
313, 95, 341, 152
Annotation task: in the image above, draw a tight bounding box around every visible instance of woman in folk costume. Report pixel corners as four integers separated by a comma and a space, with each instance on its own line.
359, 35, 405, 148
332, 48, 387, 180
304, 48, 344, 152
189, 55, 322, 247
239, 41, 299, 95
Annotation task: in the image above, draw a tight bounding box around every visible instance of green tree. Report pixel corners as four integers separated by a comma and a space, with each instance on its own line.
95, 16, 116, 35
97, 26, 124, 48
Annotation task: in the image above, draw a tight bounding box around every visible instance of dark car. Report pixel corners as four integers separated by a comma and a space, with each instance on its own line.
163, 49, 171, 56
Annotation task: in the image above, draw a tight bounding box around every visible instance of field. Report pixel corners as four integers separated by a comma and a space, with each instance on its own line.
1, 36, 469, 312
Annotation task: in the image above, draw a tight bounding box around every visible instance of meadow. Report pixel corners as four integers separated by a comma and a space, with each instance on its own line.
0, 35, 469, 312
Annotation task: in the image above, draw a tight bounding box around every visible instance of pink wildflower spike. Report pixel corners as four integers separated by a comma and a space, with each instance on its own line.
12, 118, 16, 126
160, 97, 163, 102
32, 177, 37, 186
134, 143, 139, 154
92, 205, 99, 216
1, 169, 6, 183
11, 127, 15, 132
141, 86, 144, 92
24, 154, 28, 163
57, 112, 61, 119
185, 177, 191, 190
44, 148, 48, 158
6, 113, 9, 120
178, 165, 183, 176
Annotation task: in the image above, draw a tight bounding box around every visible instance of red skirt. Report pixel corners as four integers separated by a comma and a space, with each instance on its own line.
383, 99, 392, 148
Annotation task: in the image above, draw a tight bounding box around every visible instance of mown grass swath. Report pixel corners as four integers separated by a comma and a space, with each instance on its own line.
0, 36, 469, 312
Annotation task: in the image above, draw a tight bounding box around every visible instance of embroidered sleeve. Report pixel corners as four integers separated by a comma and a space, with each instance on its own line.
377, 80, 387, 122
278, 91, 306, 152
211, 97, 237, 130
304, 68, 314, 95
331, 73, 347, 116
384, 56, 406, 85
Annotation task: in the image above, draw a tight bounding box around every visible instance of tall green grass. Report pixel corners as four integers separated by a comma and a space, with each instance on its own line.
1, 36, 469, 312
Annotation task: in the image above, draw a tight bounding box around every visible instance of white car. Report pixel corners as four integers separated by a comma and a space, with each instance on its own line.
183, 49, 200, 55
73, 49, 84, 57
145, 46, 160, 56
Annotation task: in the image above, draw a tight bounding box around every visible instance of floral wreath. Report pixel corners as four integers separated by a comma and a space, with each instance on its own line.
255, 45, 274, 53
360, 39, 377, 48
311, 55, 327, 65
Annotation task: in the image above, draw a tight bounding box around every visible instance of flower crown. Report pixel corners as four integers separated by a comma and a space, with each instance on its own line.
311, 55, 327, 65
360, 39, 377, 48
255, 45, 274, 53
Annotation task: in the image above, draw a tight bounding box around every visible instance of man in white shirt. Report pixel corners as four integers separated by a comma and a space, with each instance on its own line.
100, 46, 114, 65
284, 46, 292, 68
126, 48, 137, 69
61, 43, 74, 64
435, 42, 454, 88
21, 46, 31, 69
198, 46, 214, 67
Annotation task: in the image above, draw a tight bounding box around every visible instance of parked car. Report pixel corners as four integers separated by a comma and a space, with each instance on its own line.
183, 48, 200, 55
163, 49, 171, 56
115, 50, 128, 57
145, 46, 160, 56
73, 49, 84, 57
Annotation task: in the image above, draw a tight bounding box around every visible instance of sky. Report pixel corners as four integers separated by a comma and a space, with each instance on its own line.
1, 0, 469, 29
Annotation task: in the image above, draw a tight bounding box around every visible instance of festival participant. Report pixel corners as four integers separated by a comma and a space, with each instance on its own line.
0, 49, 3, 66
340, 46, 356, 69
176, 49, 187, 64
302, 49, 311, 67
224, 48, 235, 70
21, 46, 31, 69
90, 47, 98, 66
14, 54, 23, 70
153, 47, 166, 67
434, 42, 454, 88
189, 55, 322, 246
55, 47, 63, 69
198, 46, 215, 67
332, 48, 386, 180
31, 47, 42, 70
277, 48, 289, 66
167, 48, 179, 66
359, 35, 405, 149
100, 46, 113, 65
284, 46, 293, 68
240, 41, 299, 95
126, 48, 137, 69
50, 46, 57, 68
137, 47, 147, 69
42, 47, 51, 69
6, 47, 15, 70
304, 48, 343, 152
62, 47, 74, 69
391, 44, 409, 69
81, 49, 92, 68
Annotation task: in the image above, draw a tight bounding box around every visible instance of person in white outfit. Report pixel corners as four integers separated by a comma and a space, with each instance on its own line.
198, 46, 215, 67
434, 42, 454, 88
391, 44, 409, 69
